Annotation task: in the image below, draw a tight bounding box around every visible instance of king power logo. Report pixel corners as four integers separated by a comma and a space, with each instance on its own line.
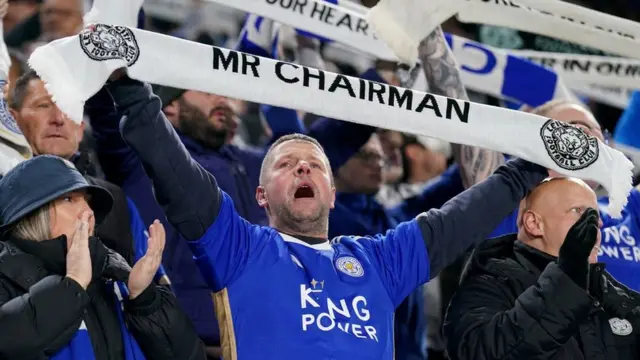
300, 279, 378, 342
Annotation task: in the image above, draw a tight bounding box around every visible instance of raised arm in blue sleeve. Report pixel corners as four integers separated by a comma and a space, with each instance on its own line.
358, 159, 547, 305
117, 79, 271, 290
418, 158, 547, 277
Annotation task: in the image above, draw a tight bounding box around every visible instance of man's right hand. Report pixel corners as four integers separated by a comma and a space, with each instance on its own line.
558, 208, 600, 290
65, 212, 93, 289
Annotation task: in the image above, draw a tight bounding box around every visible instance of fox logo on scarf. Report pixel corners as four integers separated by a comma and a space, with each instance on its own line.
540, 119, 599, 170
79, 24, 141, 66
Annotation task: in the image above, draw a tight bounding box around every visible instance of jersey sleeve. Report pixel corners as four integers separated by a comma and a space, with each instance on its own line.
187, 192, 272, 292
358, 220, 430, 307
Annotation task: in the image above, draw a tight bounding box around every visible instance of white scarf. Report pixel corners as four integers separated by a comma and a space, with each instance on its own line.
28, 20, 633, 216
201, 0, 574, 107
366, 0, 640, 66
204, 0, 639, 109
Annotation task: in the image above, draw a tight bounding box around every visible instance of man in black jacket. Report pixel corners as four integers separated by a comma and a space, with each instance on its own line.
444, 177, 640, 359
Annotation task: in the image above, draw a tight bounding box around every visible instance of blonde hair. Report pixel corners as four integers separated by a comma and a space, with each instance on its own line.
10, 203, 52, 242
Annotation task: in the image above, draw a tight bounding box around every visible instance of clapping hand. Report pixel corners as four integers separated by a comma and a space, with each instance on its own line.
128, 220, 166, 299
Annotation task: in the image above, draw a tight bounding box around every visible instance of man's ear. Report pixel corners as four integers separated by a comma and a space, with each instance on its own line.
521, 210, 544, 237
9, 108, 20, 126
76, 121, 86, 143
330, 186, 336, 209
404, 144, 421, 162
163, 100, 180, 126
256, 186, 268, 208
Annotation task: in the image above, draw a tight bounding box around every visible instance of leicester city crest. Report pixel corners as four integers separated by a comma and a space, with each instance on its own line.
609, 317, 633, 336
540, 119, 599, 171
79, 24, 140, 67
336, 256, 364, 277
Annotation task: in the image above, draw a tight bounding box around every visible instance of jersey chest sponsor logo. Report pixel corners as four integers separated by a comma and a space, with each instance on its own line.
336, 256, 364, 277
599, 225, 640, 263
299, 278, 379, 342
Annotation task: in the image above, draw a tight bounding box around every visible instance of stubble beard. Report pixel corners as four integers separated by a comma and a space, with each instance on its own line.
274, 200, 329, 237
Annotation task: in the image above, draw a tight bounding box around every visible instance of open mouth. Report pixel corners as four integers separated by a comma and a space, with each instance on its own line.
294, 184, 315, 199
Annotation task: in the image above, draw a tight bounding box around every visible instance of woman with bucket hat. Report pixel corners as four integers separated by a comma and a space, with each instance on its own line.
0, 155, 205, 360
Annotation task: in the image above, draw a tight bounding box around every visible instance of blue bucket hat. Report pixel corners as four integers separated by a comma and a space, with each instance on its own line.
0, 155, 113, 233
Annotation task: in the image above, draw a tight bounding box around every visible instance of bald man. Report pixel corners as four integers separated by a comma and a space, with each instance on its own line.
491, 99, 640, 292
443, 178, 640, 360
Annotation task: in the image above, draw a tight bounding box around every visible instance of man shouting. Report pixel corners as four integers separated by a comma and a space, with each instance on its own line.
80, 47, 554, 358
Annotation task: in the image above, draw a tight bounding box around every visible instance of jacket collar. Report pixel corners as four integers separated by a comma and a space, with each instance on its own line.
0, 241, 50, 292
0, 238, 133, 292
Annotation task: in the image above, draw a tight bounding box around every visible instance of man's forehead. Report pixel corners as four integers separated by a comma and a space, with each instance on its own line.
548, 104, 600, 129
24, 78, 48, 100
531, 178, 596, 205
274, 140, 324, 157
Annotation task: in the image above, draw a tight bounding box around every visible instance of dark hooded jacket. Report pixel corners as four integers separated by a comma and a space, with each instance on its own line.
0, 236, 205, 360
444, 234, 640, 360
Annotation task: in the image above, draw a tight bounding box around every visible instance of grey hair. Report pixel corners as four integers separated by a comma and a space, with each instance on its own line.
10, 203, 53, 242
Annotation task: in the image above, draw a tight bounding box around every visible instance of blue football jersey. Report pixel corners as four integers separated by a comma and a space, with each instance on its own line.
188, 193, 430, 359
597, 189, 640, 290
490, 189, 640, 291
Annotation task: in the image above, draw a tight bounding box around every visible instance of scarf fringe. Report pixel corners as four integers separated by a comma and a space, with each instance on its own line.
365, 0, 418, 66
28, 45, 86, 124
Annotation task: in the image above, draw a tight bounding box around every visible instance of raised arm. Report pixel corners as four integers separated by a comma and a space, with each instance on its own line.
113, 78, 220, 241
359, 158, 547, 306
418, 27, 505, 188
116, 78, 269, 290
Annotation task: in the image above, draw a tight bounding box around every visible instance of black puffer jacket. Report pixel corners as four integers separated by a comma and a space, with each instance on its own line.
0, 239, 205, 360
444, 234, 640, 360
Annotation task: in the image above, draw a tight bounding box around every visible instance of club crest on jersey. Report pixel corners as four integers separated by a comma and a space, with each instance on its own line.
79, 24, 140, 66
609, 317, 633, 336
540, 119, 599, 171
336, 257, 364, 277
